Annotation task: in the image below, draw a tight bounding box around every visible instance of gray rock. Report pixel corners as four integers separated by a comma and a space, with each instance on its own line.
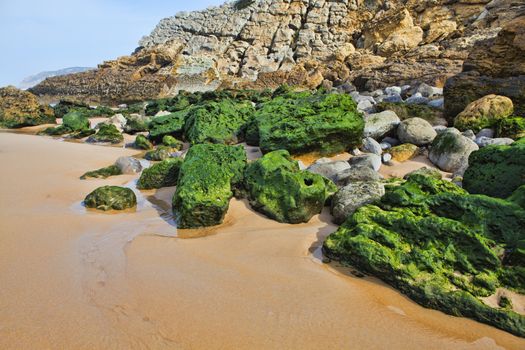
306, 159, 351, 182
476, 128, 495, 139
357, 100, 374, 112
416, 83, 442, 98
362, 137, 383, 155
115, 156, 143, 174
433, 125, 448, 134
350, 148, 362, 156
331, 182, 386, 224
475, 136, 515, 147
382, 94, 403, 103
349, 153, 382, 171
385, 86, 402, 95
428, 98, 444, 109
429, 128, 479, 173
363, 111, 401, 139
297, 160, 307, 170
406, 92, 429, 105
337, 82, 356, 93
382, 153, 392, 163
461, 130, 476, 141
371, 89, 384, 97
397, 117, 437, 146
381, 136, 400, 146
334, 165, 383, 187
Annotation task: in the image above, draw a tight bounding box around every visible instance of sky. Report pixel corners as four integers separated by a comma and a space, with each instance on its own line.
0, 0, 226, 87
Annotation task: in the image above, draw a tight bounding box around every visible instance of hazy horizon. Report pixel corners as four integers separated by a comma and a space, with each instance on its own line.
0, 0, 226, 87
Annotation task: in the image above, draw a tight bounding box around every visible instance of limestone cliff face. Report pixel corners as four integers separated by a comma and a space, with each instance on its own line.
30, 0, 524, 104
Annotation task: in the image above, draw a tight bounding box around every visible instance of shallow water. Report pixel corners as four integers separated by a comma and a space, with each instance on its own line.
0, 132, 523, 349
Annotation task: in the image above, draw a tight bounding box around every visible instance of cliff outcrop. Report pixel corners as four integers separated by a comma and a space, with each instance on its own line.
30, 0, 525, 104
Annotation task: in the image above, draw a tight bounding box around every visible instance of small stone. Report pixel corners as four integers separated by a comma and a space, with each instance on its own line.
406, 93, 429, 105
475, 137, 515, 148
398, 117, 437, 146
382, 153, 392, 163
428, 98, 444, 109
115, 156, 143, 174
385, 86, 402, 95
382, 136, 400, 146
382, 94, 403, 103
380, 142, 392, 150
476, 128, 495, 139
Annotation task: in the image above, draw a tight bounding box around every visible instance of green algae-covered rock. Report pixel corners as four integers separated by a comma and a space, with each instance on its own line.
137, 158, 183, 190
184, 99, 254, 145
148, 110, 189, 141
87, 124, 123, 144
80, 165, 122, 180
162, 135, 183, 149
454, 95, 514, 133
144, 146, 174, 161
63, 111, 90, 131
508, 185, 525, 209
495, 116, 525, 139
84, 186, 136, 211
463, 139, 525, 198
244, 150, 337, 223
173, 144, 247, 228
39, 125, 71, 136
0, 86, 55, 128
323, 174, 525, 337
250, 91, 364, 155
53, 100, 114, 119
135, 134, 153, 150
376, 102, 445, 125
124, 115, 151, 134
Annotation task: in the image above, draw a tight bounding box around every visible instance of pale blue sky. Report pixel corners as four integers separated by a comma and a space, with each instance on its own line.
0, 0, 226, 87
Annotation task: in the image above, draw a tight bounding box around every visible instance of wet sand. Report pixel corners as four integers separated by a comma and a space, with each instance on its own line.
0, 132, 524, 349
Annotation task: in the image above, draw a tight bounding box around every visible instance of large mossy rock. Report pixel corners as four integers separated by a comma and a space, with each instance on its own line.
0, 86, 55, 128
87, 124, 123, 144
137, 158, 183, 190
184, 99, 254, 145
495, 116, 525, 139
172, 144, 247, 229
244, 150, 336, 223
249, 91, 364, 156
454, 95, 514, 132
144, 146, 174, 161
134, 134, 153, 150
323, 174, 525, 337
84, 186, 136, 211
463, 138, 525, 198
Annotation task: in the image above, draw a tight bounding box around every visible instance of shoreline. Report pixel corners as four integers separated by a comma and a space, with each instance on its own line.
0, 132, 523, 349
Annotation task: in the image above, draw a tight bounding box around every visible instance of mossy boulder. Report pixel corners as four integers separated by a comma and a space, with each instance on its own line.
63, 111, 90, 131
80, 165, 122, 179
124, 114, 151, 134
375, 102, 446, 126
250, 91, 364, 156
244, 150, 337, 223
148, 110, 189, 141
84, 186, 136, 211
184, 99, 255, 145
144, 146, 174, 161
87, 124, 123, 144
495, 116, 525, 139
137, 158, 183, 190
0, 86, 55, 128
162, 135, 183, 149
323, 174, 525, 337
454, 95, 514, 133
135, 134, 153, 150
172, 144, 247, 228
463, 139, 525, 198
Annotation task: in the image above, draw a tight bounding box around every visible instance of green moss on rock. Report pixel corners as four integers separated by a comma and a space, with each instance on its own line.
323, 174, 525, 337
0, 86, 56, 128
63, 111, 90, 131
80, 165, 122, 179
162, 135, 183, 149
495, 116, 525, 139
183, 99, 254, 145
135, 134, 153, 150
148, 110, 188, 141
376, 102, 445, 125
137, 158, 183, 190
463, 139, 525, 198
250, 91, 364, 155
244, 150, 336, 223
172, 144, 247, 228
84, 186, 136, 211
88, 124, 123, 144
507, 185, 525, 209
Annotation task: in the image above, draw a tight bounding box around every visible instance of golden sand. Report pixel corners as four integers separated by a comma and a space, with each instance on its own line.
0, 132, 523, 349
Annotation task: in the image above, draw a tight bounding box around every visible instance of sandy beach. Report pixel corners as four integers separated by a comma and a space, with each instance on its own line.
0, 132, 524, 349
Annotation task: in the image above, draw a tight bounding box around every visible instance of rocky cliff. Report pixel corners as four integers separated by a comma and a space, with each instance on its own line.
30, 0, 525, 105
